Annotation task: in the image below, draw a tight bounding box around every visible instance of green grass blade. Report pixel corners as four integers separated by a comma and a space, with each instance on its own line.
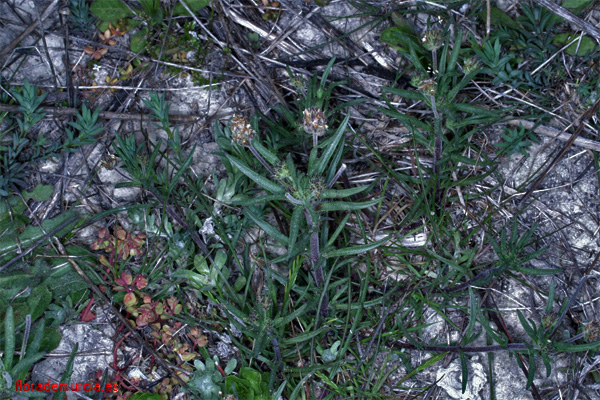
3, 305, 15, 370
226, 155, 284, 194
245, 209, 289, 245
314, 113, 349, 177
324, 235, 390, 258
54, 343, 78, 400
321, 185, 370, 199
459, 350, 469, 394
287, 206, 303, 258
319, 198, 382, 212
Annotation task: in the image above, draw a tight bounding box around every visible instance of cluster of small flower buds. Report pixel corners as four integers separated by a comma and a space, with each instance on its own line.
230, 115, 255, 146
309, 177, 326, 199
274, 162, 291, 182
422, 29, 442, 52
462, 57, 480, 75
303, 108, 328, 138
417, 78, 437, 96
584, 321, 600, 342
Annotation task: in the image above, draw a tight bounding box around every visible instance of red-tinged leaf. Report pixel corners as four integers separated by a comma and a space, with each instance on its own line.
134, 275, 148, 290
116, 228, 126, 240
99, 255, 112, 268
80, 298, 96, 322
167, 297, 178, 309
117, 272, 133, 286
124, 292, 137, 307
136, 313, 151, 327
197, 335, 208, 347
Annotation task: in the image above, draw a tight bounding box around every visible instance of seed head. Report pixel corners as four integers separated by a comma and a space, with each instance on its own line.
418, 78, 437, 96
584, 321, 600, 342
410, 73, 426, 89
230, 115, 255, 146
309, 177, 326, 199
422, 29, 442, 52
274, 162, 291, 182
463, 57, 480, 75
303, 108, 328, 137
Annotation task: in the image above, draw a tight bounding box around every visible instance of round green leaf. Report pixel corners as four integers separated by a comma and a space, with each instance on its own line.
90, 0, 134, 22
553, 33, 596, 56
173, 0, 210, 16
131, 28, 149, 54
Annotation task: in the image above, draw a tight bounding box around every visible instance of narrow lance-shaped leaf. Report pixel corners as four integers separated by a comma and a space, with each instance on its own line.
324, 235, 390, 258
288, 206, 303, 258
325, 213, 351, 247
314, 113, 350, 177
526, 346, 536, 390
319, 197, 382, 212
4, 305, 15, 370
465, 287, 478, 342
459, 350, 469, 394
226, 155, 284, 194
231, 194, 285, 206
54, 342, 79, 400
245, 209, 289, 245
251, 139, 279, 165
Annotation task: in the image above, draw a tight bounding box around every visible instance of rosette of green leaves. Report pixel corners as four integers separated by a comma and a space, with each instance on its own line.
225, 367, 271, 400
218, 113, 385, 261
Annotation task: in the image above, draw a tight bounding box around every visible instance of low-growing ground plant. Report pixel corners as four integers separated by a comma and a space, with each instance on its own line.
3, 0, 600, 399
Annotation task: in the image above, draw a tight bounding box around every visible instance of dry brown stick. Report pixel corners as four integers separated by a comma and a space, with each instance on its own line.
52, 237, 193, 390
532, 0, 600, 39
308, 13, 369, 66
506, 119, 600, 152
0, 103, 225, 123
0, 0, 60, 60
518, 97, 600, 207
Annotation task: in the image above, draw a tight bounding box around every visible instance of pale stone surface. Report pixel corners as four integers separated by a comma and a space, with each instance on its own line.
436, 356, 486, 400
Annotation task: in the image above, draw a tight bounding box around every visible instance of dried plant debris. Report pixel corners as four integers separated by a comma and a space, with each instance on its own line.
2, 0, 600, 399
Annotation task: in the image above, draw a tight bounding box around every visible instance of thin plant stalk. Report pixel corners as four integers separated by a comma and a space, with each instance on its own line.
304, 209, 329, 317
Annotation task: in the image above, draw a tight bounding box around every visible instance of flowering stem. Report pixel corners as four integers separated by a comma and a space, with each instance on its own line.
249, 142, 275, 175
304, 208, 329, 317
327, 163, 346, 188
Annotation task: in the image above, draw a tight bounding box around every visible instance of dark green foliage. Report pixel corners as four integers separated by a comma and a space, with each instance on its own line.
69, 0, 95, 37
496, 124, 539, 157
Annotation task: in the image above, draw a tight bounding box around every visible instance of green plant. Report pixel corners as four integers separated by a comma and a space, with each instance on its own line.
11, 79, 47, 137
219, 113, 381, 316
205, 61, 395, 397
69, 0, 95, 37
0, 254, 89, 397
90, 226, 146, 272
0, 186, 79, 261
0, 82, 104, 197
382, 27, 500, 211
225, 367, 270, 400
64, 105, 104, 150
487, 218, 550, 280
186, 355, 236, 400
496, 124, 539, 157
90, 0, 209, 53
0, 80, 47, 197
0, 307, 51, 398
